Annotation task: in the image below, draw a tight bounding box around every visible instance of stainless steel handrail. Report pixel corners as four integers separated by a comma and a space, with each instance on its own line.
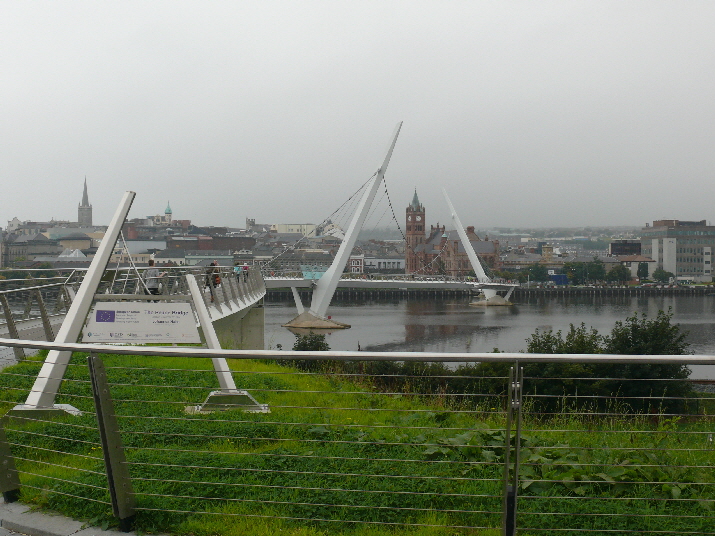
1, 336, 714, 365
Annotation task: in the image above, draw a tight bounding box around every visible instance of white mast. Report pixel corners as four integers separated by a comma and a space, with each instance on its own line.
309, 122, 403, 320
442, 188, 491, 284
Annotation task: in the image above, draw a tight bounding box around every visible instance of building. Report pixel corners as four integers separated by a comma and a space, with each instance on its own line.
4, 234, 63, 266
609, 239, 641, 256
121, 202, 191, 240
77, 178, 92, 227
348, 254, 364, 274
363, 254, 406, 273
404, 190, 500, 276
270, 223, 317, 236
640, 219, 715, 282
617, 255, 657, 279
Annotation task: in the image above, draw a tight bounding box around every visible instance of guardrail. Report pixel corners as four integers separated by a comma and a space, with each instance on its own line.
1, 338, 714, 534
0, 266, 264, 329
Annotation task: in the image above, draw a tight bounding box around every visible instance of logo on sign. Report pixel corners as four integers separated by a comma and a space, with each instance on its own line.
96, 310, 116, 323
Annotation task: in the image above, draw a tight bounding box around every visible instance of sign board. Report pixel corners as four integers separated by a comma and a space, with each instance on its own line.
83, 302, 201, 343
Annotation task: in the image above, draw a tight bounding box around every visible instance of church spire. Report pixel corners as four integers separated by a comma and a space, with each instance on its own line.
81, 176, 90, 207
78, 177, 93, 227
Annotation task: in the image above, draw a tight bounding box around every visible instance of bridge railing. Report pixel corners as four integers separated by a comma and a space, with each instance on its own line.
1, 267, 266, 364
60, 265, 264, 302
0, 339, 713, 535
0, 273, 83, 361
262, 269, 501, 284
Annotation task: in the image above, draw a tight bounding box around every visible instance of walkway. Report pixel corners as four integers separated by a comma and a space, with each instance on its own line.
1, 500, 166, 536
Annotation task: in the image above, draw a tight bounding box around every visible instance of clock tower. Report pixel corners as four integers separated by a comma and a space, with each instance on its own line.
405, 190, 426, 273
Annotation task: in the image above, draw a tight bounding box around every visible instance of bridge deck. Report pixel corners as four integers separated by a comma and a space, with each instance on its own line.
265, 277, 482, 290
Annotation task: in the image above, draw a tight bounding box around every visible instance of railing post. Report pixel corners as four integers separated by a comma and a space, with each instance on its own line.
88, 352, 136, 532
220, 269, 233, 310
0, 295, 25, 361
22, 289, 34, 320
502, 364, 523, 536
34, 289, 55, 341
0, 419, 21, 503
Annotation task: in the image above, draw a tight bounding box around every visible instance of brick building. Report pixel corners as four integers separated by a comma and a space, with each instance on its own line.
404, 191, 500, 276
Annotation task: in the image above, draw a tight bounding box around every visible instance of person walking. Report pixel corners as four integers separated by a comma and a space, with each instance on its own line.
205, 260, 220, 302
143, 259, 165, 302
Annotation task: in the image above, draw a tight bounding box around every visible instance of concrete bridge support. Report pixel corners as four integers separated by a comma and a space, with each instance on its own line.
213, 305, 265, 350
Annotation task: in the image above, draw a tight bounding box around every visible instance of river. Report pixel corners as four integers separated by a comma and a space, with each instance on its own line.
265, 294, 715, 379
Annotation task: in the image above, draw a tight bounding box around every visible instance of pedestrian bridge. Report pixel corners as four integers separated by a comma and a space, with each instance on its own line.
264, 274, 485, 291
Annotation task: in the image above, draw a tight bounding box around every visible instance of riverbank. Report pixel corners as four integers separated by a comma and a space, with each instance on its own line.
512, 285, 713, 298
265, 285, 714, 302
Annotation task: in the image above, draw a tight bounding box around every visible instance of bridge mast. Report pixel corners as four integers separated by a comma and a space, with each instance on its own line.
442, 188, 491, 284
284, 122, 402, 329
443, 188, 516, 305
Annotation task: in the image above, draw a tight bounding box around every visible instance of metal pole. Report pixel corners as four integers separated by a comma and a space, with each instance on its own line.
0, 294, 25, 361
0, 420, 21, 503
502, 363, 522, 536
185, 275, 238, 392
511, 365, 524, 534
34, 289, 55, 341
88, 353, 135, 532
502, 366, 514, 536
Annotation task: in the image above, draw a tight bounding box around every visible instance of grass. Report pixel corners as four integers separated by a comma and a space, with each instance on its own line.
1, 352, 714, 535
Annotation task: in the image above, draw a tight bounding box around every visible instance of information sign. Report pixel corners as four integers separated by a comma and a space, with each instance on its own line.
83, 302, 201, 343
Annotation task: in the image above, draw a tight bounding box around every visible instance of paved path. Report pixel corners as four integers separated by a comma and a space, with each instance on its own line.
1, 500, 166, 536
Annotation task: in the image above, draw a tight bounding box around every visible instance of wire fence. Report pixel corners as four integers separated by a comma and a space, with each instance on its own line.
1, 340, 714, 535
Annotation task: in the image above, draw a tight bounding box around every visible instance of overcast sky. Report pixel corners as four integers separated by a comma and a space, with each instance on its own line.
3, 1, 715, 231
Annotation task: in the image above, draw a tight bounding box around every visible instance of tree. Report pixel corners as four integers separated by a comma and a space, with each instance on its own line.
605, 310, 688, 355
562, 262, 585, 284
528, 264, 549, 282
637, 262, 650, 280
526, 323, 603, 354
292, 332, 330, 352
606, 264, 631, 282
595, 311, 691, 412
652, 268, 674, 283
587, 259, 606, 282
289, 332, 333, 372
481, 310, 693, 414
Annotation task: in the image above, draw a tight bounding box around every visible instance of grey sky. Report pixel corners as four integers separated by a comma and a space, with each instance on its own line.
3, 1, 714, 230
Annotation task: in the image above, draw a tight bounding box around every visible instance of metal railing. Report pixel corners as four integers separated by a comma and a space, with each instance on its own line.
1, 338, 714, 534
0, 266, 265, 326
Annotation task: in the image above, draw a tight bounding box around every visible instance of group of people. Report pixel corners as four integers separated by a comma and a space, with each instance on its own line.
143, 260, 252, 303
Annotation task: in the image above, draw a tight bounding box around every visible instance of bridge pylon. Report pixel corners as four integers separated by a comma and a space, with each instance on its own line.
283, 122, 403, 329
443, 188, 517, 306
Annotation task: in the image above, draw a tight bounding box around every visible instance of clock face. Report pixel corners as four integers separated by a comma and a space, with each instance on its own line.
407, 215, 412, 221
416, 216, 422, 221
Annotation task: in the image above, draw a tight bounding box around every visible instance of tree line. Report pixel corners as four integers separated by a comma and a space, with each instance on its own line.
490, 258, 675, 284
287, 310, 694, 415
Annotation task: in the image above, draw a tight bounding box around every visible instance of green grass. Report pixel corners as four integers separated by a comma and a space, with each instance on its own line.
1, 352, 714, 535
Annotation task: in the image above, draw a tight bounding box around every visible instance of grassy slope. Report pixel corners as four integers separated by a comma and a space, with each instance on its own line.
1, 353, 713, 535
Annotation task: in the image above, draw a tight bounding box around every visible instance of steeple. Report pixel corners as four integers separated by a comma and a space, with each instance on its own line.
78, 177, 93, 227
165, 201, 172, 215
80, 177, 90, 207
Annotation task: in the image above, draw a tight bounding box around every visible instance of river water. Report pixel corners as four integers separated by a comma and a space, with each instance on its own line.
265, 294, 715, 379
